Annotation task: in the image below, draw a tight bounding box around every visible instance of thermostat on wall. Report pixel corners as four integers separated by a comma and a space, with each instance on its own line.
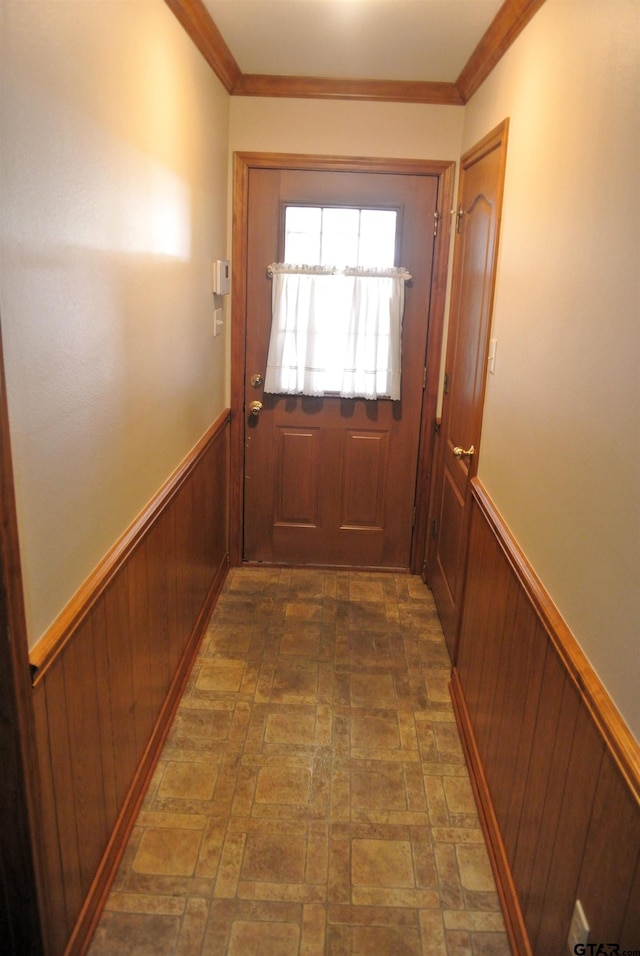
213, 259, 230, 295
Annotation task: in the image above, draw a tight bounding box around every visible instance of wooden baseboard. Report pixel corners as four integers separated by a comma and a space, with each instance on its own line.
66, 554, 229, 956
450, 668, 531, 956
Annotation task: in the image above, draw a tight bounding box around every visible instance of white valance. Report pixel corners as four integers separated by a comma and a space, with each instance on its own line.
264, 263, 411, 400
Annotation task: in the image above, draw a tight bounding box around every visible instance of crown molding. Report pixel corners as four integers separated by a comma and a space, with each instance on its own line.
456, 0, 547, 102
234, 74, 464, 106
165, 0, 547, 106
164, 0, 241, 92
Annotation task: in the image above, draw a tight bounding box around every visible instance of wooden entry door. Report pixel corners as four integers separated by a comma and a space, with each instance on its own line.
240, 163, 444, 569
427, 121, 509, 658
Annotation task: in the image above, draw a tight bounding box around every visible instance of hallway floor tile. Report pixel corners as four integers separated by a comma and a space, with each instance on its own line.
88, 568, 510, 955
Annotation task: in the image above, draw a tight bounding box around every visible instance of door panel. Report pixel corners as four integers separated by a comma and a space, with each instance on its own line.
243, 167, 439, 568
341, 430, 389, 529
449, 192, 494, 446
275, 427, 319, 526
428, 121, 509, 657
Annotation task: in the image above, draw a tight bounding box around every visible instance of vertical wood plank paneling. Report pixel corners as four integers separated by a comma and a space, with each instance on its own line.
192, 461, 211, 605
164, 502, 182, 680
509, 645, 567, 921
453, 482, 640, 956
174, 477, 196, 655
620, 857, 640, 948
210, 426, 229, 566
488, 591, 540, 851
31, 684, 67, 955
43, 661, 83, 933
186, 461, 204, 599
456, 505, 497, 714
103, 574, 138, 808
147, 509, 177, 705
200, 437, 224, 594
482, 575, 519, 785
501, 618, 547, 863
128, 543, 155, 759
574, 750, 640, 942
91, 602, 119, 832
472, 558, 512, 772
524, 677, 580, 941
62, 619, 108, 892
535, 704, 604, 954
143, 520, 172, 726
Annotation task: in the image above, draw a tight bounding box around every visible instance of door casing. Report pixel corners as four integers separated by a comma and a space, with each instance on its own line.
0, 315, 46, 954
230, 152, 455, 572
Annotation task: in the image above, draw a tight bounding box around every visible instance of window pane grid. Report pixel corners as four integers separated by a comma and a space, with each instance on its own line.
285, 206, 397, 268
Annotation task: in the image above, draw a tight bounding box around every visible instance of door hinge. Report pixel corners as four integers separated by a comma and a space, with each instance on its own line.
454, 205, 465, 233
434, 420, 441, 435
432, 518, 439, 538
443, 371, 450, 394
422, 366, 427, 390
433, 210, 442, 237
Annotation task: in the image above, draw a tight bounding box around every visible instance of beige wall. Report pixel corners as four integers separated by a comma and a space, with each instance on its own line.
229, 97, 464, 160
0, 1, 230, 646
463, 0, 639, 738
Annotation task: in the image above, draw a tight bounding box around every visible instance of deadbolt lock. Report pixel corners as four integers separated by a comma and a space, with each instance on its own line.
250, 374, 263, 387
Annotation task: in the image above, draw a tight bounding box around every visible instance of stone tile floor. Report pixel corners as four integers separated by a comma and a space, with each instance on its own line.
88, 567, 511, 955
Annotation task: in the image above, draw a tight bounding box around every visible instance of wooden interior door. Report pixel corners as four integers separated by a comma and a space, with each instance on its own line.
242, 166, 439, 569
427, 121, 509, 658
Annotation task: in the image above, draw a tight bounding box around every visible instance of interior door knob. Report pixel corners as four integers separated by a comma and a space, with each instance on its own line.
248, 401, 263, 417
453, 444, 475, 459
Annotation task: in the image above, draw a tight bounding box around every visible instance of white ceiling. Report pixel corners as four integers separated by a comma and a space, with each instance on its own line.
204, 0, 504, 84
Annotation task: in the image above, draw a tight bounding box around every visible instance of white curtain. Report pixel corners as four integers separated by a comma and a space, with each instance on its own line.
264, 263, 411, 400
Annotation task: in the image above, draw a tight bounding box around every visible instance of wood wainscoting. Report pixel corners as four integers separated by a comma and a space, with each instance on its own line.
452, 479, 639, 954
29, 410, 231, 956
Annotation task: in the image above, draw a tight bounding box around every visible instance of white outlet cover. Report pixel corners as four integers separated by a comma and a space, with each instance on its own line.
567, 899, 589, 952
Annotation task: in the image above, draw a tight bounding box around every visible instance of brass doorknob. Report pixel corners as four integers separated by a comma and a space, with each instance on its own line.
453, 444, 475, 459
248, 401, 263, 417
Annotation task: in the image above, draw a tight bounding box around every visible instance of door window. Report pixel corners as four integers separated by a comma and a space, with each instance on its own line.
284, 206, 397, 268
264, 205, 409, 400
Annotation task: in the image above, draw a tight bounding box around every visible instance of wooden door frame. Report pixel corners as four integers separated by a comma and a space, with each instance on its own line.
0, 315, 46, 954
230, 152, 455, 572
